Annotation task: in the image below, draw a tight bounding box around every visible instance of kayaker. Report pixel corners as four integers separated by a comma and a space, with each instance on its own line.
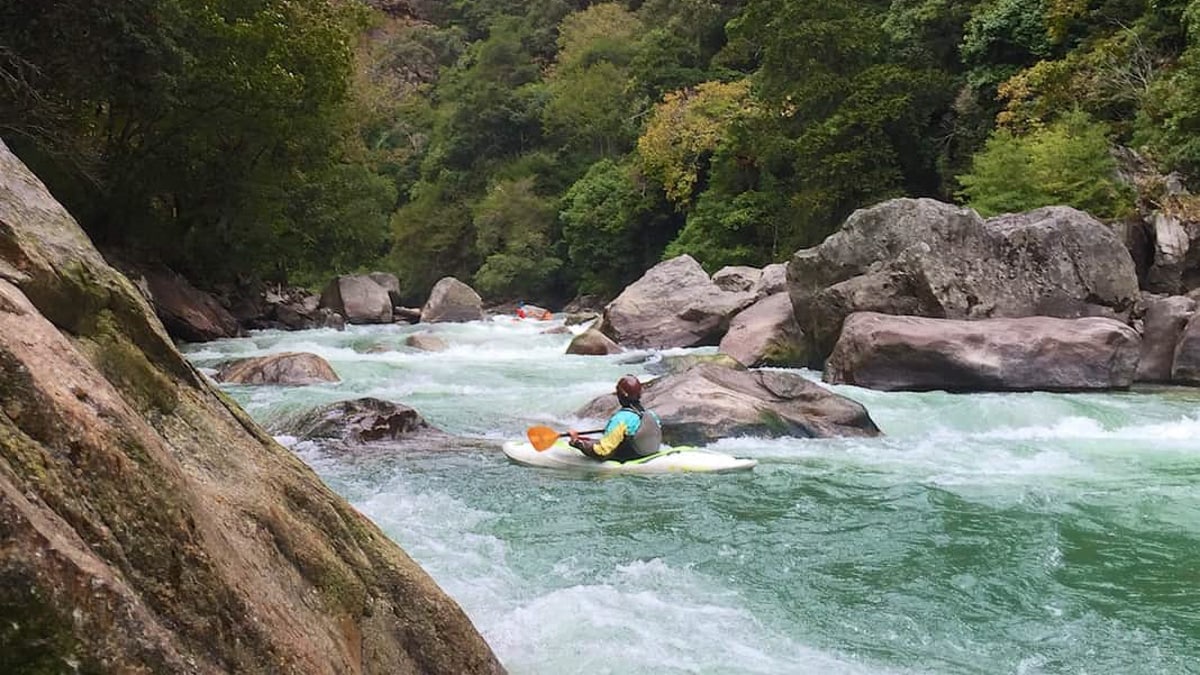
568, 375, 662, 461
516, 301, 553, 320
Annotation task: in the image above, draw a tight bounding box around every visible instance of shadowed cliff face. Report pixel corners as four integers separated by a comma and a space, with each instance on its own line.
0, 140, 505, 674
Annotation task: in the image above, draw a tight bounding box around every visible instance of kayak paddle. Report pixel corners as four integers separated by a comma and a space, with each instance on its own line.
526, 425, 604, 452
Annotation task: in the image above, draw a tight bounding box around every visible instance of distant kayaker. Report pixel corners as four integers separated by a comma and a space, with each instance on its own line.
516, 301, 553, 321
569, 375, 662, 461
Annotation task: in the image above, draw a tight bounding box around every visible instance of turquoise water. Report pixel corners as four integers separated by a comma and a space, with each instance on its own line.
183, 318, 1200, 674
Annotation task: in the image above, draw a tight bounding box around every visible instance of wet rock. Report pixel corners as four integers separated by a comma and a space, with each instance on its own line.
599, 255, 756, 349
719, 292, 803, 367
283, 397, 442, 444
566, 328, 622, 355
406, 333, 448, 352
215, 352, 340, 385
825, 312, 1141, 392
578, 363, 879, 444
320, 274, 393, 324
421, 277, 484, 323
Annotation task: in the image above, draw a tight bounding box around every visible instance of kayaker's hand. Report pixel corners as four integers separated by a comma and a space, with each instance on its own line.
568, 430, 587, 450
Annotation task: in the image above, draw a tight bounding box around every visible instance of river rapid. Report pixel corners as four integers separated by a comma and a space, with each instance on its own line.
182, 317, 1200, 674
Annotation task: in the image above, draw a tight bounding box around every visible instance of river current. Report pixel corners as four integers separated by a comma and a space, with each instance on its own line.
182, 317, 1200, 674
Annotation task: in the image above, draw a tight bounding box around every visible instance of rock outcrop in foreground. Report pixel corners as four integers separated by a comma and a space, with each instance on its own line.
0, 140, 503, 673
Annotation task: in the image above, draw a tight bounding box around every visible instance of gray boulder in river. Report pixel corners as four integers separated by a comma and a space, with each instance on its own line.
214, 351, 341, 385
577, 362, 880, 445
825, 312, 1141, 392
598, 254, 756, 349
0, 139, 503, 673
280, 397, 451, 448
788, 198, 1140, 366
421, 276, 485, 323
319, 273, 394, 324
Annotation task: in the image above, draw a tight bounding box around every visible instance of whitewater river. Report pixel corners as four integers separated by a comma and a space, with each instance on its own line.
182, 317, 1200, 674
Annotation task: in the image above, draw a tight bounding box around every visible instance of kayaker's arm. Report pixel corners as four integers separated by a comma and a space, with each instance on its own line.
569, 423, 628, 460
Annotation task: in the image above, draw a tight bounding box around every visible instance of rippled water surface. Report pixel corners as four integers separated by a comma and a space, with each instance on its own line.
183, 318, 1200, 674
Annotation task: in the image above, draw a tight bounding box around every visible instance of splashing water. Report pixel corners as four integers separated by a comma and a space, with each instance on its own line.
184, 318, 1200, 674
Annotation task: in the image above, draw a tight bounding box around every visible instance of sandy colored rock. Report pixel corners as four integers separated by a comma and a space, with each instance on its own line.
0, 139, 504, 674
215, 352, 341, 385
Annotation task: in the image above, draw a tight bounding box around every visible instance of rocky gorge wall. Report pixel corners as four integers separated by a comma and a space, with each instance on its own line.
0, 140, 504, 672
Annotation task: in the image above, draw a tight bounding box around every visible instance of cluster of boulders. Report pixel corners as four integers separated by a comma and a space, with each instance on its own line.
130, 162, 1200, 453
567, 193, 1200, 393
130, 267, 489, 341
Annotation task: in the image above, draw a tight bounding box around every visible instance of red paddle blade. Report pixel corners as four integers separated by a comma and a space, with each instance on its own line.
526, 425, 562, 451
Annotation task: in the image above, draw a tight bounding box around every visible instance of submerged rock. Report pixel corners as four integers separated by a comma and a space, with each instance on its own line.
282, 397, 445, 445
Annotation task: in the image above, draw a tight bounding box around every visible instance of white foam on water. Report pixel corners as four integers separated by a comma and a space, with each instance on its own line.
487, 557, 903, 675
185, 319, 1200, 674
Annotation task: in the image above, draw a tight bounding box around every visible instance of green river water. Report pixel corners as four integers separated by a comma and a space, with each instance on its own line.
182, 318, 1200, 674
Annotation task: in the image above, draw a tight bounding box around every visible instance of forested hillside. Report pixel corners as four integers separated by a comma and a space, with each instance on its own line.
3, 0, 1198, 304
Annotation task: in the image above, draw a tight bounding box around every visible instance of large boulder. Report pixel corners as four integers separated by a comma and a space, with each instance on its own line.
599, 255, 756, 349
576, 363, 880, 445
368, 271, 403, 306
566, 327, 623, 355
421, 277, 484, 323
319, 274, 393, 324
825, 312, 1141, 392
753, 262, 789, 298
405, 332, 449, 352
0, 140, 502, 673
1144, 211, 1195, 294
645, 352, 745, 376
712, 265, 761, 292
141, 269, 241, 342
1136, 295, 1197, 382
788, 198, 1141, 366
719, 292, 804, 367
214, 352, 340, 385
1173, 313, 1200, 384
280, 397, 445, 445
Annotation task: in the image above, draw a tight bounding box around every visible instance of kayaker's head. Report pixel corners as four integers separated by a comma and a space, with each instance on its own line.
616, 374, 642, 407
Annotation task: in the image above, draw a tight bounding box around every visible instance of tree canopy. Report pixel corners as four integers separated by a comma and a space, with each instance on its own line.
3, 0, 1193, 302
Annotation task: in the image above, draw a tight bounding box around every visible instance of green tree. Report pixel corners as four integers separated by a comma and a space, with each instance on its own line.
472, 177, 562, 298
637, 79, 754, 206
541, 4, 642, 159
721, 0, 954, 250
0, 0, 382, 285
560, 159, 680, 296
1132, 2, 1200, 177
958, 109, 1133, 218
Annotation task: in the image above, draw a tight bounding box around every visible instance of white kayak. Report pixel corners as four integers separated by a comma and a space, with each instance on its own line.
502, 439, 757, 474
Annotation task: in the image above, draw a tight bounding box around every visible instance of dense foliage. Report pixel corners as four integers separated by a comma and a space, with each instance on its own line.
3, 0, 1199, 302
